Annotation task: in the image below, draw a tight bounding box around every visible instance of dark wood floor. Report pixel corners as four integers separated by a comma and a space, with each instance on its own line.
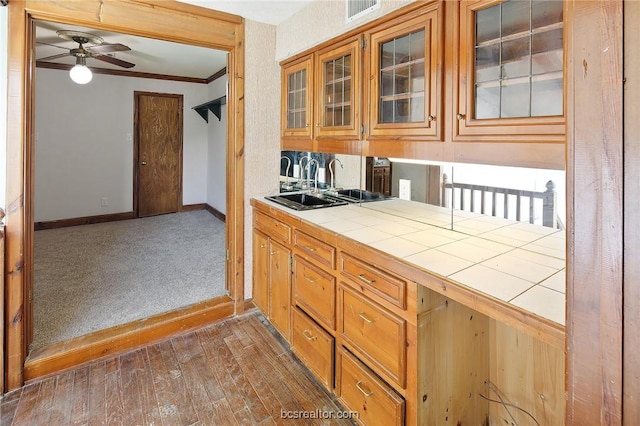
1, 312, 352, 425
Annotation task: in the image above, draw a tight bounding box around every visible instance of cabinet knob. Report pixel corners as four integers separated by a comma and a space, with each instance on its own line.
141, 161, 147, 166
316, 123, 321, 127
427, 115, 436, 122
305, 123, 311, 127
456, 113, 466, 120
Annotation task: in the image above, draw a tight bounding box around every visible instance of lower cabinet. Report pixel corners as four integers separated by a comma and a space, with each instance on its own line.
291, 307, 334, 391
336, 348, 405, 426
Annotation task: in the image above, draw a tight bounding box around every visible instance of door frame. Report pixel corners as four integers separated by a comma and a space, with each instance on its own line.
4, 0, 245, 392
133, 91, 184, 218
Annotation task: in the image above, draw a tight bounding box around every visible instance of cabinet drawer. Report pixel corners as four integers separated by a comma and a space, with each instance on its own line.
294, 230, 335, 270
293, 256, 336, 330
340, 253, 407, 309
337, 348, 405, 426
340, 285, 406, 388
291, 307, 334, 391
254, 211, 291, 245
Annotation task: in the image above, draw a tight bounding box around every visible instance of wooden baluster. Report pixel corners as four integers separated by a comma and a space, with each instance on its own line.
542, 180, 557, 228
481, 190, 486, 214
441, 173, 448, 207
503, 191, 509, 219
529, 195, 535, 224
516, 192, 522, 222
492, 191, 497, 217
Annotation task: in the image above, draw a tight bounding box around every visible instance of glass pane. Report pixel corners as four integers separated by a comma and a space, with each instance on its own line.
334, 81, 344, 104
501, 81, 530, 117
381, 71, 395, 96
532, 28, 563, 74
476, 4, 501, 44
531, 78, 563, 116
475, 84, 500, 119
475, 44, 501, 82
343, 105, 351, 126
344, 78, 351, 101
395, 65, 410, 95
410, 30, 425, 61
394, 34, 410, 65
288, 73, 295, 92
410, 63, 425, 93
344, 55, 351, 75
502, 37, 530, 79
325, 61, 334, 82
396, 99, 410, 122
381, 39, 395, 69
410, 95, 425, 122
380, 99, 394, 123
287, 112, 295, 128
502, 0, 530, 37
325, 108, 334, 127
532, 1, 563, 28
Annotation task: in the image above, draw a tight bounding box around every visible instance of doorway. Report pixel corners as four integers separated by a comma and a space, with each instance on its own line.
134, 91, 183, 217
4, 1, 245, 392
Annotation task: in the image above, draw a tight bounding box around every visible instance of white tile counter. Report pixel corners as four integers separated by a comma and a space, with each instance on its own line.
255, 197, 566, 329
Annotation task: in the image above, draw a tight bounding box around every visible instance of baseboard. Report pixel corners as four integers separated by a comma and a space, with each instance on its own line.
24, 295, 235, 382
34, 211, 135, 231
181, 203, 206, 212
205, 204, 226, 222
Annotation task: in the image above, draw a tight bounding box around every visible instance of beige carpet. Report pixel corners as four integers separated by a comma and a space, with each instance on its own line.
32, 210, 227, 350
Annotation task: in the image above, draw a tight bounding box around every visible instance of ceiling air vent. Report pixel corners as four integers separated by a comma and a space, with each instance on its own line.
346, 0, 380, 23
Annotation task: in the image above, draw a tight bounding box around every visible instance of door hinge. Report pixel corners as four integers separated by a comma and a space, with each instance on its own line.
226, 248, 230, 262
362, 37, 367, 50
361, 124, 366, 134
289, 255, 293, 270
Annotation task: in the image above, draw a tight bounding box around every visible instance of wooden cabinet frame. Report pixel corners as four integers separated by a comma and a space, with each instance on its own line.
281, 55, 314, 150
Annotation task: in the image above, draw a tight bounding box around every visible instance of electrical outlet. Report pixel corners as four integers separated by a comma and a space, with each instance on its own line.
101, 197, 108, 207
399, 179, 411, 200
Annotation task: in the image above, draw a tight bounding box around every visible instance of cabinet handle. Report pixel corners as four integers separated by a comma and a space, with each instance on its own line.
302, 329, 317, 341
456, 113, 466, 120
355, 380, 373, 397
358, 311, 375, 323
305, 123, 311, 127
303, 275, 317, 284
316, 123, 321, 127
260, 244, 266, 248
427, 115, 436, 122
304, 245, 316, 252
358, 274, 376, 285
270, 250, 278, 256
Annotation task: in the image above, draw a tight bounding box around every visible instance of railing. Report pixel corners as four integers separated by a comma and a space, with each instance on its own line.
441, 174, 559, 228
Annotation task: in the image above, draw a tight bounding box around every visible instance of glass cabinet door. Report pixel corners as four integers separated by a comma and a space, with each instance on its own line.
281, 55, 313, 143
456, 0, 565, 142
315, 37, 361, 139
368, 9, 442, 140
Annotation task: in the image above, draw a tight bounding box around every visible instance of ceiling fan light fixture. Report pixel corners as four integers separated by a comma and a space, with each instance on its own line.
69, 57, 92, 84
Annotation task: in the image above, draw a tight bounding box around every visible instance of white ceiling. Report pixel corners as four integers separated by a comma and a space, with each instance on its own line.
35, 1, 312, 80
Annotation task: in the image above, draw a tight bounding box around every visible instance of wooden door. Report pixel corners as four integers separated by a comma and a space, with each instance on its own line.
135, 92, 183, 217
281, 55, 314, 150
268, 240, 291, 341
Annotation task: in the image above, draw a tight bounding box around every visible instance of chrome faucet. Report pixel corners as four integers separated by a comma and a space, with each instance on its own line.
305, 159, 320, 194
298, 156, 309, 188
280, 156, 292, 190
328, 158, 343, 191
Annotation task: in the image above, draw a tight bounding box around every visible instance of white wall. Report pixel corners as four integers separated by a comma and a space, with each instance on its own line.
207, 75, 227, 213
34, 68, 210, 222
0, 6, 7, 209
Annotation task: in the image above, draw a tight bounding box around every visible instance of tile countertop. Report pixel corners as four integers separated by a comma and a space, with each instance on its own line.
255, 198, 566, 328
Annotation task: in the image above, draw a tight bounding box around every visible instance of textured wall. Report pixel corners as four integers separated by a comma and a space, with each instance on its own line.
276, 0, 415, 61
34, 68, 210, 221
244, 19, 280, 298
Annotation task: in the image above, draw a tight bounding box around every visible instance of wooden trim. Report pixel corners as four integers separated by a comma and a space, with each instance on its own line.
34, 212, 135, 231
206, 67, 227, 84
243, 299, 256, 312
35, 61, 209, 84
0, 210, 4, 394
624, 1, 640, 423
133, 91, 184, 218
5, 0, 245, 392
23, 296, 235, 383
205, 204, 226, 222
566, 0, 623, 423
181, 203, 206, 212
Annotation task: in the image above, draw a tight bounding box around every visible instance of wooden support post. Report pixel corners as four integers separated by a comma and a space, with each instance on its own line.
542, 180, 557, 229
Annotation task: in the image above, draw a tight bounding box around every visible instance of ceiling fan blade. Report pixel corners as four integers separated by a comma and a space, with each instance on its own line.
87, 43, 131, 54
36, 41, 70, 50
37, 52, 71, 61
94, 54, 135, 69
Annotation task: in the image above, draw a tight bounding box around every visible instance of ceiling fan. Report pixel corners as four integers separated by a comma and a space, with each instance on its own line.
37, 30, 135, 83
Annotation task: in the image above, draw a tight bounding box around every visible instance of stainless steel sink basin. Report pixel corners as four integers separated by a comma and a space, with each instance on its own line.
334, 189, 391, 202
265, 193, 348, 211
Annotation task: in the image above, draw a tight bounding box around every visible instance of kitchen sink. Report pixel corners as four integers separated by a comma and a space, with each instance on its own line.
265, 193, 348, 211
334, 189, 391, 202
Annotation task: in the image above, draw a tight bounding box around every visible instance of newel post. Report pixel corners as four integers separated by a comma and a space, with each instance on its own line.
542, 180, 557, 228
441, 173, 449, 208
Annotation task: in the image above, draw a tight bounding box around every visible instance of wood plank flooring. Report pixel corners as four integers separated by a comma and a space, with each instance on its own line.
1, 312, 353, 425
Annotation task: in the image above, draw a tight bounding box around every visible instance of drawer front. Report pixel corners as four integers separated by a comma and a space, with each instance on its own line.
293, 256, 336, 330
340, 253, 406, 309
340, 285, 406, 388
294, 230, 335, 270
254, 211, 291, 245
337, 348, 405, 426
291, 307, 334, 391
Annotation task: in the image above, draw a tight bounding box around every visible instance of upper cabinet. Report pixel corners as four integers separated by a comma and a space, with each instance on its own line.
315, 37, 362, 140
455, 0, 565, 142
282, 55, 314, 149
368, 7, 443, 141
